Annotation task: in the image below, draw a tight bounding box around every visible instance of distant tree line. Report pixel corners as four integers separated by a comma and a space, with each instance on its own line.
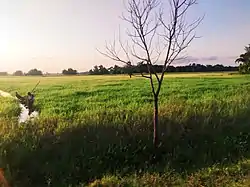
0, 63, 238, 77
26, 69, 43, 76
62, 68, 78, 75
13, 70, 24, 76
1, 68, 79, 76
0, 72, 8, 76
88, 63, 238, 75
0, 69, 44, 76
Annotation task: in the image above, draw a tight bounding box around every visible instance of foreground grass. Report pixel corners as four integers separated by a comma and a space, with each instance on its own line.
0, 97, 20, 136
0, 72, 250, 186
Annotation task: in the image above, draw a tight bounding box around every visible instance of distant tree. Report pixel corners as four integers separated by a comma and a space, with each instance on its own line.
113, 65, 122, 74
108, 66, 114, 74
13, 70, 24, 76
124, 61, 133, 78
93, 65, 100, 74
0, 72, 8, 76
62, 68, 78, 75
26, 69, 43, 76
98, 65, 109, 74
235, 44, 250, 74
89, 65, 110, 75
89, 63, 238, 75
98, 0, 203, 147
62, 69, 67, 74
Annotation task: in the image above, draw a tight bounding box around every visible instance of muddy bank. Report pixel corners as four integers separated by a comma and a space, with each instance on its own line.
0, 90, 38, 123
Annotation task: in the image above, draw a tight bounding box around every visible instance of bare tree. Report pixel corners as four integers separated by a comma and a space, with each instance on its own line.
98, 0, 203, 147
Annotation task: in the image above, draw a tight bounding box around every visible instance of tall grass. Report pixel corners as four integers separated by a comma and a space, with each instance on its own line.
0, 97, 20, 136
0, 73, 250, 186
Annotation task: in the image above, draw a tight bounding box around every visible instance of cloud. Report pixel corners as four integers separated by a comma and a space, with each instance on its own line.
200, 56, 218, 61
183, 55, 237, 62
172, 55, 238, 66
183, 56, 219, 62
155, 55, 237, 66
227, 56, 238, 59
173, 56, 198, 64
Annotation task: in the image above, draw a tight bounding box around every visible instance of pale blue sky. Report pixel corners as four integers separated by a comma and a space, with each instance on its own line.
0, 0, 249, 73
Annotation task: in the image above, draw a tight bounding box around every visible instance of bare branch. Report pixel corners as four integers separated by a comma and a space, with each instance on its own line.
118, 27, 132, 62
98, 0, 203, 148
98, 0, 203, 95
154, 0, 203, 95
131, 44, 148, 61
141, 72, 151, 79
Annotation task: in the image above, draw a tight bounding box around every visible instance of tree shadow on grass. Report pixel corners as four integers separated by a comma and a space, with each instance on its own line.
2, 106, 250, 187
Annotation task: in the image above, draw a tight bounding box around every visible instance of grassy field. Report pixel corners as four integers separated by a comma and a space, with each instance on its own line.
1, 72, 250, 186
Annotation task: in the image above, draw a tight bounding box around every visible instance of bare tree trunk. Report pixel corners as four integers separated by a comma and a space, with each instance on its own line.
153, 94, 159, 147
98, 0, 203, 147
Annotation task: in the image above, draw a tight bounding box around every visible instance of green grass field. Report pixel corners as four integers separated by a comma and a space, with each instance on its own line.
1, 72, 250, 186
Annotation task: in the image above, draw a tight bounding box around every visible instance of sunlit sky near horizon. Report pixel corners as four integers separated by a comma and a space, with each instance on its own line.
0, 0, 250, 73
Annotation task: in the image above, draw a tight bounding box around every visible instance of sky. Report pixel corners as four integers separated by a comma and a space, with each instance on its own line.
0, 0, 250, 73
